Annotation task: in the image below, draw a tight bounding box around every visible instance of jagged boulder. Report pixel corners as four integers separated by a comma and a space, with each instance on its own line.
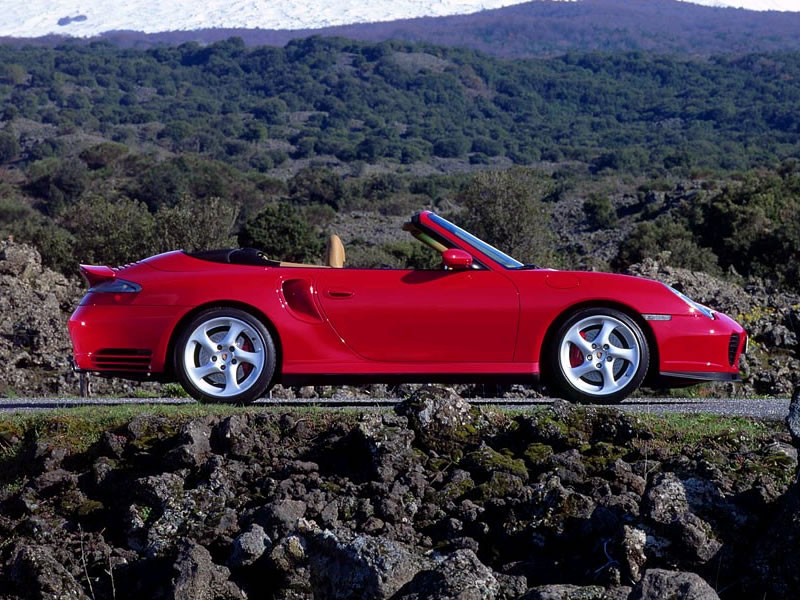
307, 529, 433, 600
350, 412, 417, 482
170, 540, 244, 600
0, 240, 79, 396
164, 418, 214, 469
395, 549, 500, 600
8, 543, 91, 600
787, 387, 800, 448
229, 524, 271, 568
642, 473, 721, 566
397, 386, 492, 457
629, 569, 719, 600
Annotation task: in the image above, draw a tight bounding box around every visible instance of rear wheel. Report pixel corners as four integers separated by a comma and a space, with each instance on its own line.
174, 308, 275, 404
549, 307, 649, 403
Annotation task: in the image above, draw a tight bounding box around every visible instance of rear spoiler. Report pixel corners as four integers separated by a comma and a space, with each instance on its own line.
79, 264, 116, 288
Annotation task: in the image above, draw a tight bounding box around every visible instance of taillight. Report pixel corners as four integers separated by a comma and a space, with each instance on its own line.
89, 279, 142, 293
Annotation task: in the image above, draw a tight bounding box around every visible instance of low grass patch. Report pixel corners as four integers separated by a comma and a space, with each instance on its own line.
636, 412, 776, 446
0, 404, 791, 494
0, 403, 371, 453
0, 403, 368, 492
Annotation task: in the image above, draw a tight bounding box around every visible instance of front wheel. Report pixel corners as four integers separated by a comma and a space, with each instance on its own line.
549, 308, 649, 404
174, 308, 276, 404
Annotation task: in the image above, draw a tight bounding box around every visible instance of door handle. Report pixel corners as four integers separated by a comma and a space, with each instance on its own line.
326, 289, 354, 298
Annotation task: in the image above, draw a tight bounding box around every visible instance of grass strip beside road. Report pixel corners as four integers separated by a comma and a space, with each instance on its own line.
0, 402, 785, 455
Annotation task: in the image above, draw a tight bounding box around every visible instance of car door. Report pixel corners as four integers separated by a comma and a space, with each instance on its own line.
314, 268, 519, 363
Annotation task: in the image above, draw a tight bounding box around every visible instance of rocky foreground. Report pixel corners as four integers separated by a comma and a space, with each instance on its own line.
2, 390, 800, 599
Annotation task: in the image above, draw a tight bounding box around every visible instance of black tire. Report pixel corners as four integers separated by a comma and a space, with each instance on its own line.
548, 307, 649, 404
174, 307, 276, 404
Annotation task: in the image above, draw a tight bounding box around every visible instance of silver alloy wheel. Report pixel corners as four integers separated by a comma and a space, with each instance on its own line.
182, 316, 266, 399
558, 314, 641, 397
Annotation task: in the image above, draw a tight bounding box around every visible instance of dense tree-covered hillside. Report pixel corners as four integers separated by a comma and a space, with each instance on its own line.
1, 38, 799, 173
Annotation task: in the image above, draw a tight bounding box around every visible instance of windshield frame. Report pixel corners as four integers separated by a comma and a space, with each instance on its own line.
426, 213, 523, 269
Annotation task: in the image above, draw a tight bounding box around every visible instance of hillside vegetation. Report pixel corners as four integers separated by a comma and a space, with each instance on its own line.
2, 39, 800, 173
1, 39, 800, 287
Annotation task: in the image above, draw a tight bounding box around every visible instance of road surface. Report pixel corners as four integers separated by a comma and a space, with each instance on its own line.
0, 396, 790, 420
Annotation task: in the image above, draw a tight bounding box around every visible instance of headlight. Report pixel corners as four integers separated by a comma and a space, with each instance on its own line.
89, 279, 142, 293
663, 284, 715, 319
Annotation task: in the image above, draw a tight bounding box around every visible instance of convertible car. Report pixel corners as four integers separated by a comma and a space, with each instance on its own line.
68, 210, 746, 404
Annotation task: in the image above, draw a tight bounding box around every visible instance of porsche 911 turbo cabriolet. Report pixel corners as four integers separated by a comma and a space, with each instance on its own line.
68, 210, 746, 404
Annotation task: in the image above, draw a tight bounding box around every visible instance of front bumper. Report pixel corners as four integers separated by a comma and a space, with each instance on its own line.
647, 311, 746, 378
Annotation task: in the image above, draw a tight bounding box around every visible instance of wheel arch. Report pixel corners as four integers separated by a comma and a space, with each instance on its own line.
538, 300, 659, 384
164, 301, 284, 384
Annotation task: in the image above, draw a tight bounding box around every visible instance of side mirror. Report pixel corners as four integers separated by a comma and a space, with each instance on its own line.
442, 248, 473, 270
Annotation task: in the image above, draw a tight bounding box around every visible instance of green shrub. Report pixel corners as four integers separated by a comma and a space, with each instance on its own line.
154, 196, 238, 253
238, 202, 323, 263
583, 195, 618, 230
64, 195, 156, 266
614, 218, 720, 274
7, 214, 76, 274
289, 167, 347, 210
0, 131, 20, 163
457, 168, 559, 267
79, 142, 128, 169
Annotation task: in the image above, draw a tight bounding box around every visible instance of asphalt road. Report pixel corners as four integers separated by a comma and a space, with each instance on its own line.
0, 396, 790, 420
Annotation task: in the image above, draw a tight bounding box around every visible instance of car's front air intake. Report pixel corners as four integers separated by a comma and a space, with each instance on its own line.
728, 334, 740, 366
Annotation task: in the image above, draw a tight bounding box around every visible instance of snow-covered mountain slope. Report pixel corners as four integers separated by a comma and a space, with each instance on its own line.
681, 0, 800, 9
0, 0, 564, 38
0, 0, 797, 39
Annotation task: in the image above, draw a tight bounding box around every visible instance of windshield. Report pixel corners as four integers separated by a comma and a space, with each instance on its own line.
428, 213, 523, 269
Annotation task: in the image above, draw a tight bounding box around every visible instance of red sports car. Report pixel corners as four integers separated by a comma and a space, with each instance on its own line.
68, 210, 746, 404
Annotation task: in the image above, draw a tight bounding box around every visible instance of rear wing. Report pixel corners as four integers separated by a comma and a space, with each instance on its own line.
79, 264, 116, 288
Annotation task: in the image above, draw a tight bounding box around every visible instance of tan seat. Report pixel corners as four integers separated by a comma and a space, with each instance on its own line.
325, 234, 346, 268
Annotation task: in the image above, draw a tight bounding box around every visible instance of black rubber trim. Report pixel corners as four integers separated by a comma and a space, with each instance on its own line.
186, 248, 280, 267
280, 373, 539, 386
659, 371, 741, 382
72, 365, 171, 382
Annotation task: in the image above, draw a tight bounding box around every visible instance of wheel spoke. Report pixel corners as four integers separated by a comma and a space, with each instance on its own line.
221, 322, 245, 348
570, 362, 598, 379
236, 349, 261, 366
596, 320, 617, 348
189, 328, 217, 354
611, 347, 635, 362
190, 362, 219, 380
566, 331, 593, 354
601, 360, 621, 391
224, 364, 241, 393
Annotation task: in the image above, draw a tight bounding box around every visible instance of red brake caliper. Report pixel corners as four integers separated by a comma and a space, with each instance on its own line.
569, 330, 586, 367
240, 337, 254, 379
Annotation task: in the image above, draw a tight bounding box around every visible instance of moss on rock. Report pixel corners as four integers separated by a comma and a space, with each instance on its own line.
523, 442, 554, 468
461, 444, 528, 482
